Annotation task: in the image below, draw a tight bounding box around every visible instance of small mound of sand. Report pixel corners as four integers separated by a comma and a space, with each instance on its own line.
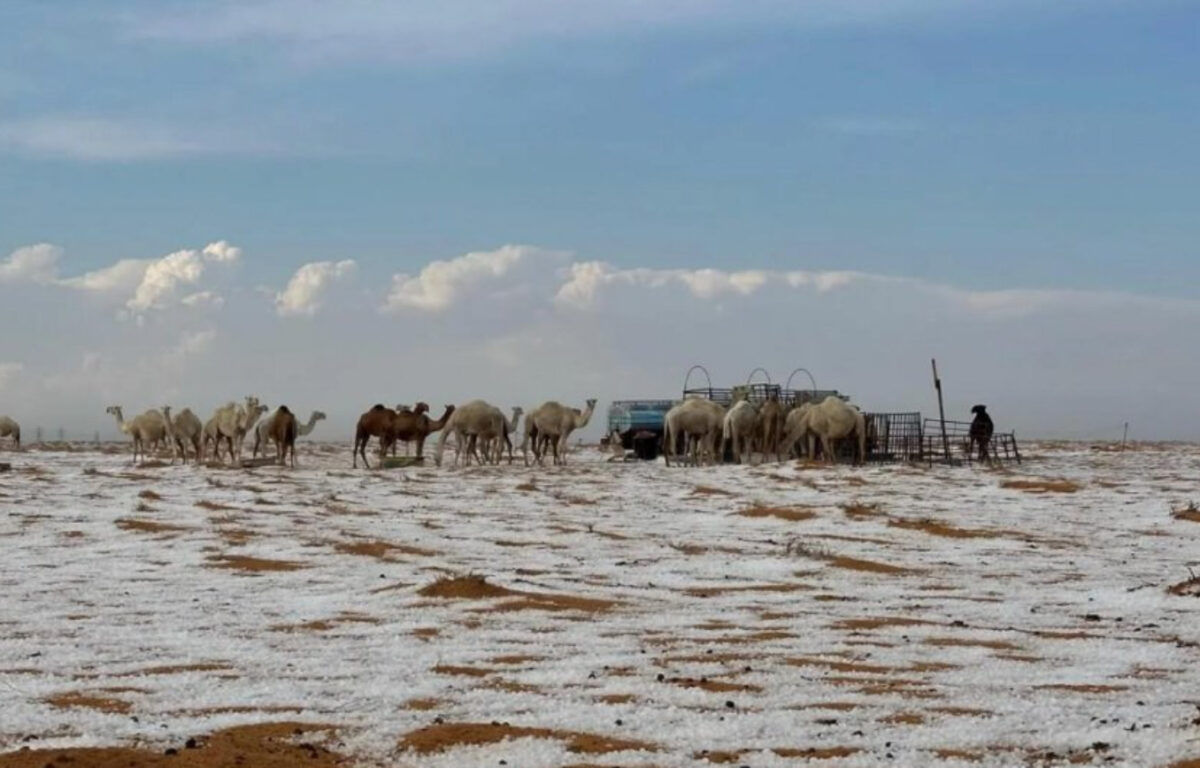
0, 722, 340, 768
205, 555, 306, 573
1001, 478, 1081, 493
418, 575, 519, 599
1167, 576, 1200, 597
115, 518, 189, 535
1172, 504, 1200, 524
737, 506, 816, 522
398, 722, 656, 755
886, 518, 1001, 539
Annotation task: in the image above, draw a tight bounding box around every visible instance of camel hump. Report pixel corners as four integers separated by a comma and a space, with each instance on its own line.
278, 405, 292, 414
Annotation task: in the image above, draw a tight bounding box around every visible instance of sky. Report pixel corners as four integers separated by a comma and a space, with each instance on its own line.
1, 0, 1198, 442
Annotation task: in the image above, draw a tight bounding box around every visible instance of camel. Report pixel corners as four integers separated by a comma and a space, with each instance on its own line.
353, 404, 397, 469
0, 416, 20, 450
662, 398, 725, 467
723, 400, 759, 465
435, 400, 506, 467
389, 403, 458, 460
266, 406, 298, 467
779, 402, 815, 460
756, 394, 785, 462
386, 403, 429, 457
209, 397, 265, 466
106, 406, 168, 464
481, 407, 523, 464
406, 404, 455, 460
524, 399, 596, 466
806, 396, 867, 465
254, 410, 325, 458
160, 407, 203, 464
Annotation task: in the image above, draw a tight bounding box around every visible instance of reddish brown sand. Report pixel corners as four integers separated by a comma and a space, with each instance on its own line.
0, 723, 344, 768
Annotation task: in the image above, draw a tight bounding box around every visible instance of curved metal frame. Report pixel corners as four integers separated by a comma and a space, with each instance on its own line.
745, 367, 772, 386
682, 364, 713, 394
785, 367, 817, 395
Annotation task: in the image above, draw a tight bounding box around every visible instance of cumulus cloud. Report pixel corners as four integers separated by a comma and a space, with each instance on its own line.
554, 263, 869, 309
275, 259, 356, 317
6, 240, 243, 316
0, 244, 61, 284
384, 245, 559, 312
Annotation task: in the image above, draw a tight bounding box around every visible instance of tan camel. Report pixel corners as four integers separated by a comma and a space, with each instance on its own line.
779, 402, 815, 460
480, 406, 522, 464
525, 398, 596, 466
756, 394, 785, 462
0, 416, 20, 450
723, 399, 758, 465
254, 410, 325, 458
663, 398, 725, 467
167, 408, 203, 464
266, 405, 298, 467
393, 404, 454, 459
807, 396, 867, 465
106, 406, 168, 463
435, 400, 504, 467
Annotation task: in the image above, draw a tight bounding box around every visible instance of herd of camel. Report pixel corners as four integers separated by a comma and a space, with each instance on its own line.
75, 397, 600, 469
0, 391, 867, 469
664, 393, 866, 466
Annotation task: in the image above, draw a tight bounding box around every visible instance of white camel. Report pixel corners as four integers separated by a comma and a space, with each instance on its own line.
779, 402, 815, 460
208, 397, 266, 465
0, 416, 20, 450
723, 399, 759, 465
253, 410, 325, 458
806, 396, 867, 465
106, 406, 168, 464
436, 400, 502, 467
524, 398, 596, 466
663, 398, 725, 467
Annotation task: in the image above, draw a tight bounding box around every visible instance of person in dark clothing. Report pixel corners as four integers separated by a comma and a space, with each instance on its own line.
969, 404, 994, 462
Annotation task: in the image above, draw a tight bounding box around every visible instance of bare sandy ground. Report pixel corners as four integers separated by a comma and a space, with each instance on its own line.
0, 441, 1198, 767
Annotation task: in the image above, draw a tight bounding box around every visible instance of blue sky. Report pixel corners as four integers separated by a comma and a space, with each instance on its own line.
2, 1, 1197, 292
1, 1, 1198, 439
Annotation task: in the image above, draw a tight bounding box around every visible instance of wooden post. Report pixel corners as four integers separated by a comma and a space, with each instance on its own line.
932, 359, 951, 463
1122, 422, 1129, 451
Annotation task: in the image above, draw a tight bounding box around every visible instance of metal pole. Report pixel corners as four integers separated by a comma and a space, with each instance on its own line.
932, 359, 951, 462
1122, 422, 1129, 451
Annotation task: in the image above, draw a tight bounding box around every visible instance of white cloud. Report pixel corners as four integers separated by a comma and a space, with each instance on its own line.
0, 116, 282, 162
275, 259, 356, 316
0, 244, 61, 284
127, 0, 1069, 65
384, 245, 555, 312
202, 240, 242, 263
0, 118, 209, 161
14, 241, 244, 315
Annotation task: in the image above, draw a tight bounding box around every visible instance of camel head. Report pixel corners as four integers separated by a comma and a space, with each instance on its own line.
395, 404, 411, 413
313, 411, 327, 421
414, 402, 430, 415
161, 405, 172, 420
585, 399, 597, 412
105, 405, 123, 419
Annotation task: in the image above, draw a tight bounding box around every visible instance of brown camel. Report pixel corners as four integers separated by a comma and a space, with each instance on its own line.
394, 404, 455, 459
388, 402, 430, 456
353, 404, 397, 468
268, 405, 298, 468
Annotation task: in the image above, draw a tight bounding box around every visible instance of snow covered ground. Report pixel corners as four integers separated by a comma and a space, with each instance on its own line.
1, 441, 1198, 767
